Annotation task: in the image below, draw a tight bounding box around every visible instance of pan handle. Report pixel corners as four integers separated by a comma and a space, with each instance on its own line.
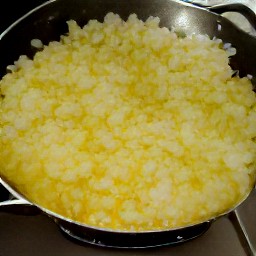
0, 178, 40, 215
0, 198, 40, 215
208, 3, 256, 31
182, 0, 256, 32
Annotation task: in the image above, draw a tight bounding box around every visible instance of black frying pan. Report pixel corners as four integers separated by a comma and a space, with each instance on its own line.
0, 0, 255, 249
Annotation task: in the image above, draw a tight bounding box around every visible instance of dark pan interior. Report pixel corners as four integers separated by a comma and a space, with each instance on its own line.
0, 0, 256, 85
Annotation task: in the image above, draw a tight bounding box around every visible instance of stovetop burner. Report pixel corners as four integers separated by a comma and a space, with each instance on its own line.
1, 186, 255, 256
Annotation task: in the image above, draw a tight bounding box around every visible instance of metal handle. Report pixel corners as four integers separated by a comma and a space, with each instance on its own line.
0, 177, 40, 215
0, 198, 40, 215
209, 3, 256, 31
182, 0, 256, 32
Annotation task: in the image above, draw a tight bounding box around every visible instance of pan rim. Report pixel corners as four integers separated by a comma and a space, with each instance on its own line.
1, 176, 254, 233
